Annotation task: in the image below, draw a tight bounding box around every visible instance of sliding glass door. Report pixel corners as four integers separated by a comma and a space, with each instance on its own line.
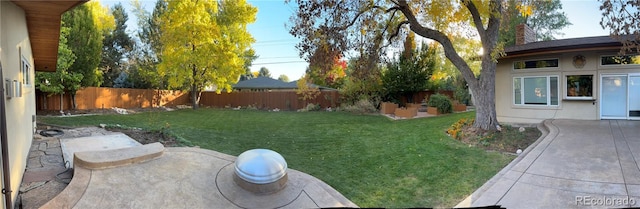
601, 75, 628, 119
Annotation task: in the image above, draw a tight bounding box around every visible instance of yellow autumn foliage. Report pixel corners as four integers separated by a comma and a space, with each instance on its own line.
85, 0, 115, 34
158, 0, 257, 94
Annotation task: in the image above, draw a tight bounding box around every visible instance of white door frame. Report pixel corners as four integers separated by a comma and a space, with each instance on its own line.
628, 73, 640, 120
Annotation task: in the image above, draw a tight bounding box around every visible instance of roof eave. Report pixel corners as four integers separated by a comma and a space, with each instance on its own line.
501, 43, 623, 60
11, 0, 88, 72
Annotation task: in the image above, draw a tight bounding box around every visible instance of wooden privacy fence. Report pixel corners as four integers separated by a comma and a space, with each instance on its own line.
386, 90, 456, 105
199, 91, 340, 110
36, 87, 189, 110
410, 90, 455, 103
36, 87, 451, 111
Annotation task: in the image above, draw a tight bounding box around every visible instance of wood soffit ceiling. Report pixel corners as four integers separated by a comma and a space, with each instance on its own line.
10, 0, 87, 72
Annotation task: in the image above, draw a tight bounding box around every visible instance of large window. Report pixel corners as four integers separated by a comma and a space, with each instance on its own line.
514, 76, 559, 106
565, 75, 593, 100
513, 59, 559, 70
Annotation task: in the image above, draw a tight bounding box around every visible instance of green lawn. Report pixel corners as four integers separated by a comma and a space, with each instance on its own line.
39, 109, 513, 208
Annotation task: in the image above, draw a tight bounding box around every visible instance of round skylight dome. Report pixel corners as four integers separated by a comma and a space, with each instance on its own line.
234, 149, 287, 184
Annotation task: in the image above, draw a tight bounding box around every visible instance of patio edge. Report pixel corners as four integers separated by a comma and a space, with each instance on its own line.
454, 119, 556, 208
73, 142, 165, 170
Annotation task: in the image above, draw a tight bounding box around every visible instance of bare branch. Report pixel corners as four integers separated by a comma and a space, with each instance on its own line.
336, 5, 400, 31
463, 0, 487, 40
600, 0, 640, 54
395, 0, 478, 88
389, 20, 410, 41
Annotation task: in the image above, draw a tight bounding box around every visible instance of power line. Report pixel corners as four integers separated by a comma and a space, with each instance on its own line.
254, 39, 297, 43
253, 61, 307, 65
257, 56, 301, 59
253, 42, 298, 46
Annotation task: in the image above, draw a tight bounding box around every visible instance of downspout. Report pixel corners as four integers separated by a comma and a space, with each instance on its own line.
0, 62, 13, 209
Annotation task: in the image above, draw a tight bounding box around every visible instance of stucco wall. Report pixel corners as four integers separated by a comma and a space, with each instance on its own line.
0, 1, 36, 205
496, 49, 640, 123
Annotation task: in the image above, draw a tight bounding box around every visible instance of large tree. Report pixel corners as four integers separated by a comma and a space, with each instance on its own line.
258, 67, 272, 78
500, 0, 571, 46
62, 2, 113, 108
101, 3, 133, 87
306, 38, 348, 89
63, 4, 105, 88
158, 0, 257, 109
278, 74, 290, 82
130, 0, 168, 89
289, 0, 504, 130
600, 0, 640, 54
382, 34, 435, 104
239, 49, 258, 81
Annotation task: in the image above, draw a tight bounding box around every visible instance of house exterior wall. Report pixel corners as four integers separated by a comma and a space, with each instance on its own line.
496, 49, 640, 123
0, 1, 37, 205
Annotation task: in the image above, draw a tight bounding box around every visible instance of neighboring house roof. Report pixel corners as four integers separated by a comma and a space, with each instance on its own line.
502, 35, 625, 59
11, 0, 87, 72
233, 77, 291, 89
232, 77, 337, 91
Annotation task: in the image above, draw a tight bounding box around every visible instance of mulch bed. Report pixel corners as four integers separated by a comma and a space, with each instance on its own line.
456, 125, 541, 153
106, 127, 178, 147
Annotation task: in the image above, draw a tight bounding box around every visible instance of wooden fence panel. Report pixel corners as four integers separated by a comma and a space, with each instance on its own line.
35, 87, 449, 111
199, 91, 340, 110
36, 87, 189, 111
399, 90, 455, 105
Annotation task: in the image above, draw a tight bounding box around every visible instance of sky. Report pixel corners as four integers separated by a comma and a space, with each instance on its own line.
101, 0, 609, 81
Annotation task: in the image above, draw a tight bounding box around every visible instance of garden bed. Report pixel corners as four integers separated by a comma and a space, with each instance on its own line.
447, 118, 541, 153
106, 127, 179, 147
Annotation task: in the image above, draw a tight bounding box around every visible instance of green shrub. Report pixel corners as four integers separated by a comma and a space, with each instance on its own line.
298, 103, 321, 112
427, 93, 453, 113
341, 98, 377, 114
340, 76, 383, 106
454, 87, 471, 105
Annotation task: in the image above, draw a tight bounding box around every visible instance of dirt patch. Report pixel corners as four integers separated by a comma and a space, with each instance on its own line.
447, 118, 541, 153
457, 125, 541, 153
106, 128, 178, 147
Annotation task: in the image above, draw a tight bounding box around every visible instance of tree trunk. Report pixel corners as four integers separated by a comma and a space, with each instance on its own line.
43, 94, 47, 110
59, 93, 64, 113
71, 93, 77, 110
191, 62, 199, 110
471, 77, 499, 130
191, 83, 199, 110
405, 92, 413, 104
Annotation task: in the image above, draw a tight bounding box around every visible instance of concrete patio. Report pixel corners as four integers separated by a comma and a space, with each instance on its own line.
457, 119, 640, 208
40, 141, 357, 208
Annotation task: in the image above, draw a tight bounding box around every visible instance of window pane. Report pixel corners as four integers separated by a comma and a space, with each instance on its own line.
21, 58, 30, 85
550, 77, 558, 105
524, 77, 548, 105
601, 55, 640, 65
514, 78, 521, 104
514, 59, 559, 69
566, 75, 593, 98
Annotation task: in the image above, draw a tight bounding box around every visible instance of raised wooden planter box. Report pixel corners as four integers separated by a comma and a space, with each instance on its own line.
406, 103, 422, 108
380, 102, 398, 114
453, 104, 467, 112
427, 106, 441, 115
394, 107, 418, 118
